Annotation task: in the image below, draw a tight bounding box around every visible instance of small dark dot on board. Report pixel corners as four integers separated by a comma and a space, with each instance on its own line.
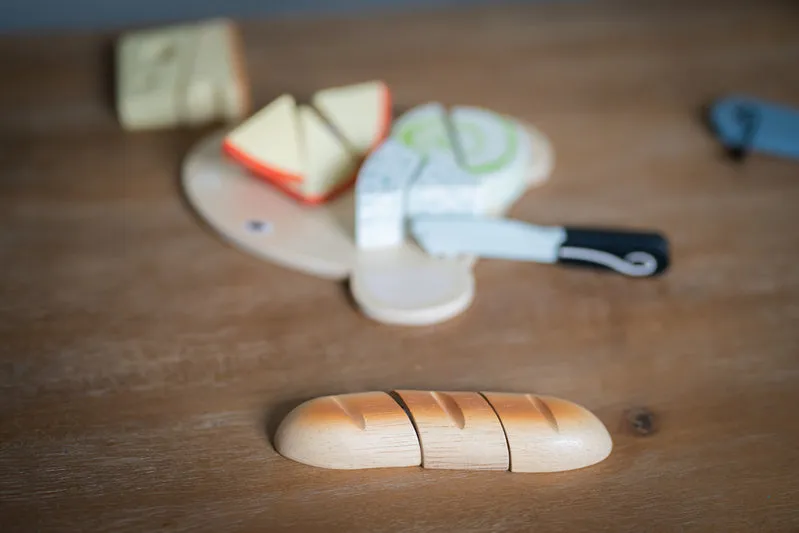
626, 407, 657, 436
246, 220, 273, 234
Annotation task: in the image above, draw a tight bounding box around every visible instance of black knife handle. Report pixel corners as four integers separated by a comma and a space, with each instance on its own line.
557, 227, 670, 277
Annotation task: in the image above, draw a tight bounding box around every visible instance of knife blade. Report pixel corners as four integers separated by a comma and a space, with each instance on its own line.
410, 216, 670, 277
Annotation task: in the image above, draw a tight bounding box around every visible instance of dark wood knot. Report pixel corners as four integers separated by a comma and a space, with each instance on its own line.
626, 407, 657, 436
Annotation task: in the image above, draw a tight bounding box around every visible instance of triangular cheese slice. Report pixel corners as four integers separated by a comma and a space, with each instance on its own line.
311, 81, 391, 156
391, 102, 457, 160
450, 106, 531, 215
296, 105, 358, 202
222, 93, 303, 182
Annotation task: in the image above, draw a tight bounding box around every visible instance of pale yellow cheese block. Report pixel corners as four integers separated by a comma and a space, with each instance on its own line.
117, 18, 249, 131
184, 21, 250, 124
312, 81, 392, 155
295, 105, 359, 199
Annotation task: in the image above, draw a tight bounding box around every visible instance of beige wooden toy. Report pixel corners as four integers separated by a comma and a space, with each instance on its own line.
481, 392, 612, 473
394, 390, 509, 470
274, 391, 612, 473
274, 392, 421, 470
117, 19, 249, 131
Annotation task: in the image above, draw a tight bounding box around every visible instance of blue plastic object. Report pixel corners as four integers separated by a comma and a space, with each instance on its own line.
709, 95, 799, 161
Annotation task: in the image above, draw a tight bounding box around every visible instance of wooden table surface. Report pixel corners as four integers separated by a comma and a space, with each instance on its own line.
2, 0, 798, 530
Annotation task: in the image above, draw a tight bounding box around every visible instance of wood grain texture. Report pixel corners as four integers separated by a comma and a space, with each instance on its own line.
1, 0, 799, 531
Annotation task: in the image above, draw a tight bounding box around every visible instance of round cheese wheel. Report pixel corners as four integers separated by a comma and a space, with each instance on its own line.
391, 104, 553, 216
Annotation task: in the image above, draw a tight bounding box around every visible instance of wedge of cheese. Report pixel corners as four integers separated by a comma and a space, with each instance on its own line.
224, 82, 392, 204
294, 105, 359, 202
450, 106, 533, 214
391, 102, 457, 159
356, 139, 422, 249
222, 93, 304, 183
312, 81, 392, 156
406, 154, 481, 217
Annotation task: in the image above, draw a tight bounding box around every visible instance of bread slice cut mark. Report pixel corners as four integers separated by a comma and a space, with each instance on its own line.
430, 392, 466, 430
388, 390, 422, 440
330, 395, 366, 430
478, 391, 512, 471
526, 394, 559, 433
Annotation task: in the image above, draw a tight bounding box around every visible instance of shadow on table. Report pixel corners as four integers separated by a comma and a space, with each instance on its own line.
262, 397, 307, 448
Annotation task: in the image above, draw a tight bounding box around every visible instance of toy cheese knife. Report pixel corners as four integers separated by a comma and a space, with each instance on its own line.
411, 216, 670, 277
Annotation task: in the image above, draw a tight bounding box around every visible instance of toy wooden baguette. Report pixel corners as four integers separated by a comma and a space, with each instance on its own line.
274, 392, 421, 470
274, 391, 612, 472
